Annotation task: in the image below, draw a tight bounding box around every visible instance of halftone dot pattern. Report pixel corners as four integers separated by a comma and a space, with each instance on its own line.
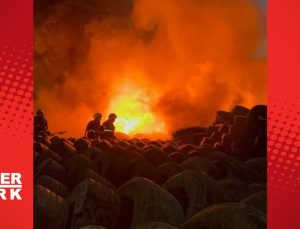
0, 41, 33, 143
268, 91, 300, 195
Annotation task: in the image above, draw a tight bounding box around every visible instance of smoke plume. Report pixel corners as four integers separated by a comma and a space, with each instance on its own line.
35, 0, 266, 138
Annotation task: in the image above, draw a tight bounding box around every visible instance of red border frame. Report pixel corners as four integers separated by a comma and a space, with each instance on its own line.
0, 0, 33, 228
0, 0, 300, 228
268, 0, 300, 228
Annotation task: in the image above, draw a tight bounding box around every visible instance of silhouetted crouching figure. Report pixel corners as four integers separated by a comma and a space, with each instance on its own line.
34, 109, 49, 141
102, 113, 117, 140
85, 112, 104, 140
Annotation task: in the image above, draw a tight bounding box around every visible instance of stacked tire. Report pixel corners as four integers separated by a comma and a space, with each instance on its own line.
34, 104, 266, 229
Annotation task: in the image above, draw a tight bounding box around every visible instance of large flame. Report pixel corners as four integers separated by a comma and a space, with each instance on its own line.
35, 0, 266, 138
107, 82, 166, 135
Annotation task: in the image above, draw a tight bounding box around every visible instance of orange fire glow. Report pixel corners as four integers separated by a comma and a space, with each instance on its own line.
35, 0, 266, 139
107, 83, 167, 135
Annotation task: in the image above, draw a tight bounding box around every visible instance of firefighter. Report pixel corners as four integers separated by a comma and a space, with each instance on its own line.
102, 113, 117, 139
85, 112, 104, 140
34, 109, 49, 140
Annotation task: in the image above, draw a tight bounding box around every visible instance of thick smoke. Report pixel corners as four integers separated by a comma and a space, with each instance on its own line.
35, 0, 266, 138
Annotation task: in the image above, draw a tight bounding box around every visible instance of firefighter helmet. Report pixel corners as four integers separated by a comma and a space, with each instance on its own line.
94, 112, 102, 120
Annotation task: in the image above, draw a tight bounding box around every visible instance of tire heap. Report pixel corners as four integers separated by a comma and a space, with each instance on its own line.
34, 105, 266, 229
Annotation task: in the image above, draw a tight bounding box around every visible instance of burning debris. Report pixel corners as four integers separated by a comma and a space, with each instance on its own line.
34, 104, 266, 229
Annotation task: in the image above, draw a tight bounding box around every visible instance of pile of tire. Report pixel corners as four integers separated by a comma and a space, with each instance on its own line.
34, 104, 266, 229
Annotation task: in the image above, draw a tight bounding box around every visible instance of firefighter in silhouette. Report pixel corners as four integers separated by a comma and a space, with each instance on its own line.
85, 112, 104, 140
101, 113, 117, 139
34, 109, 49, 140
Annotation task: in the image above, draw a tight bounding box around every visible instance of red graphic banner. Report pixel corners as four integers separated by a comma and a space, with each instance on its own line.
268, 0, 300, 228
0, 0, 33, 228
